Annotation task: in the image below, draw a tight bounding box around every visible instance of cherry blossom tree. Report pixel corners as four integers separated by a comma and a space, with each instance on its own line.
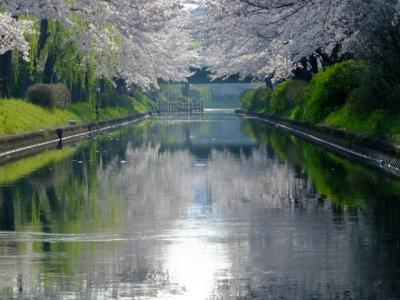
73, 0, 198, 88
200, 0, 399, 83
0, 12, 31, 59
0, 0, 198, 92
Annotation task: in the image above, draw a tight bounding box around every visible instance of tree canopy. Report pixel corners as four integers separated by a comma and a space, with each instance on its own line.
0, 0, 199, 89
1, 0, 400, 89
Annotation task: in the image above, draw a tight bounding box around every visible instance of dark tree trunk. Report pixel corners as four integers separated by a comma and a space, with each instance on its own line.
37, 19, 49, 58
330, 43, 342, 63
309, 55, 319, 74
265, 75, 274, 89
292, 58, 312, 81
0, 50, 13, 98
72, 82, 85, 102
71, 83, 80, 102
43, 52, 56, 84
99, 77, 105, 93
15, 56, 32, 97
115, 77, 126, 95
84, 70, 90, 101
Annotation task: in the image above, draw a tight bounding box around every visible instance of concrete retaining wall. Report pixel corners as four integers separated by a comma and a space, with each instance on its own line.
0, 112, 151, 162
236, 110, 400, 178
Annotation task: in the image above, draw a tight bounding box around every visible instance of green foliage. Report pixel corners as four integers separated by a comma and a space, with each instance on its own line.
100, 90, 129, 109
269, 80, 307, 116
240, 89, 256, 111
346, 84, 375, 113
253, 87, 272, 111
27, 84, 71, 109
239, 87, 271, 112
239, 60, 400, 141
240, 81, 305, 116
301, 60, 368, 122
10, 18, 105, 104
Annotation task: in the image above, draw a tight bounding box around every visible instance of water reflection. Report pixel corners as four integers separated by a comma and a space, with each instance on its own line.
0, 113, 400, 299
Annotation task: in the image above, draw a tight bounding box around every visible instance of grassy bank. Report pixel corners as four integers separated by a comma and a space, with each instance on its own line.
241, 60, 400, 144
0, 97, 156, 136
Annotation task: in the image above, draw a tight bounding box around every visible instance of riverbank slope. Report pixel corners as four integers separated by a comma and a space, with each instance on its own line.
240, 60, 400, 145
0, 98, 156, 137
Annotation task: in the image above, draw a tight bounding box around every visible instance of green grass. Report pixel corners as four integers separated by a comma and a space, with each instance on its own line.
0, 97, 154, 136
0, 99, 78, 135
324, 105, 400, 142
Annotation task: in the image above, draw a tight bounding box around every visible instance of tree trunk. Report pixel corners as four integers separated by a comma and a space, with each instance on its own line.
309, 55, 319, 74
0, 50, 13, 98
265, 76, 274, 89
43, 52, 56, 84
330, 43, 342, 63
292, 58, 312, 81
99, 77, 105, 93
37, 19, 49, 58
84, 70, 91, 101
115, 77, 126, 95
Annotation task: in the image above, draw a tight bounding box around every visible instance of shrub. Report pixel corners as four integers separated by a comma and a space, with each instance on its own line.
252, 87, 272, 112
27, 84, 71, 109
240, 87, 271, 112
346, 85, 375, 113
269, 80, 307, 116
240, 89, 256, 111
301, 60, 368, 122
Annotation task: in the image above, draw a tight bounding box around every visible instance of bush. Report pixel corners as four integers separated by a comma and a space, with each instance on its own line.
27, 84, 71, 109
240, 87, 272, 112
253, 87, 272, 112
301, 60, 368, 122
240, 89, 256, 111
346, 86, 374, 113
269, 80, 307, 116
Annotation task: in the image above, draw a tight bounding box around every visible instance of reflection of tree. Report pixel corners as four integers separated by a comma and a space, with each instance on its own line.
203, 119, 400, 300
242, 119, 400, 208
1, 115, 400, 298
0, 124, 156, 297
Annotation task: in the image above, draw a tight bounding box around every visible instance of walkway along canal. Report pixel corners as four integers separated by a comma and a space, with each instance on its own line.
0, 111, 399, 299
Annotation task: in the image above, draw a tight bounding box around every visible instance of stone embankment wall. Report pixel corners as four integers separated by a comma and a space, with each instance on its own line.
237, 110, 400, 177
0, 112, 151, 163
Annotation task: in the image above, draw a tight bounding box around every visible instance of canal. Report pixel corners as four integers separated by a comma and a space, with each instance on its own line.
0, 111, 399, 299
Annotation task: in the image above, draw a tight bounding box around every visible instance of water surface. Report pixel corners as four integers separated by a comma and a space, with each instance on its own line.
0, 112, 400, 299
